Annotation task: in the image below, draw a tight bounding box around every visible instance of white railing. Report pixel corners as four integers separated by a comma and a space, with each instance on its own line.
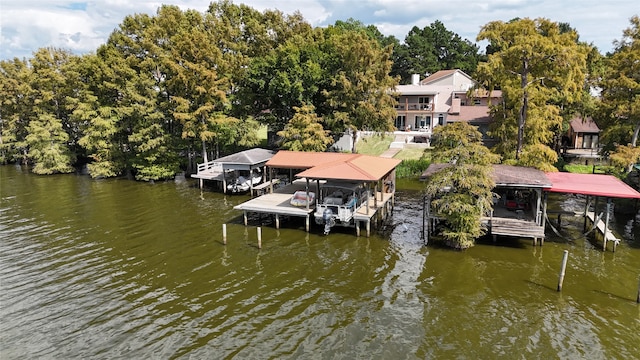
197, 160, 222, 174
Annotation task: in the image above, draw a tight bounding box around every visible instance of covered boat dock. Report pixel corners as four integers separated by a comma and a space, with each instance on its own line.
191, 148, 275, 194
421, 163, 640, 249
233, 151, 401, 236
544, 172, 640, 251
421, 164, 552, 244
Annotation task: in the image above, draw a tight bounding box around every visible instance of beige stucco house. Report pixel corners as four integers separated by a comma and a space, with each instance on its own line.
394, 69, 500, 145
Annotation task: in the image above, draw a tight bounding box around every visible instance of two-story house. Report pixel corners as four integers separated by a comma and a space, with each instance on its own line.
394, 69, 500, 145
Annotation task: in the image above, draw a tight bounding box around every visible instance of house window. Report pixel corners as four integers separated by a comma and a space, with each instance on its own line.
474, 99, 481, 105
416, 115, 432, 129
395, 115, 406, 129
438, 114, 445, 126
418, 97, 431, 110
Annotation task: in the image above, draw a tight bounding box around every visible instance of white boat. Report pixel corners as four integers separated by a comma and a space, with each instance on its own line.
227, 169, 262, 193
314, 182, 368, 234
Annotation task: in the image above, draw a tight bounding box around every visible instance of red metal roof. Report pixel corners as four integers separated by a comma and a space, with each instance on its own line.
545, 172, 640, 199
266, 150, 401, 182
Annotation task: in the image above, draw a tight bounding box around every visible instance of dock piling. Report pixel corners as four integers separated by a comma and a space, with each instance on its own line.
557, 250, 569, 292
637, 276, 640, 303
257, 227, 262, 249
223, 223, 227, 245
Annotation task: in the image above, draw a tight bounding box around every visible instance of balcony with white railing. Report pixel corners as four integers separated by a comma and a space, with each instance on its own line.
394, 103, 433, 111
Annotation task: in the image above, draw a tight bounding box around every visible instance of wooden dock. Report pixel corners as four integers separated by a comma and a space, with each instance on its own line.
234, 180, 394, 236
233, 181, 315, 231
354, 192, 394, 237
482, 217, 545, 245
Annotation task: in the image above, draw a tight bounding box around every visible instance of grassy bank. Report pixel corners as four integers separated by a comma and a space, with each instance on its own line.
357, 134, 431, 179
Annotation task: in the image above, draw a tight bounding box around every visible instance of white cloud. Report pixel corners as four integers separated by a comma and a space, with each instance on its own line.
0, 0, 635, 59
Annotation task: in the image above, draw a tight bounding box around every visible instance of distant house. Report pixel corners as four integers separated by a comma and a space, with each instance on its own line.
393, 69, 500, 145
567, 116, 600, 149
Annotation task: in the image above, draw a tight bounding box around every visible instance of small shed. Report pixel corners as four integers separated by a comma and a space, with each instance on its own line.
568, 116, 600, 149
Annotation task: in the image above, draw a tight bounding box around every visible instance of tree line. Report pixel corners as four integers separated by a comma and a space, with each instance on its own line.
0, 0, 638, 182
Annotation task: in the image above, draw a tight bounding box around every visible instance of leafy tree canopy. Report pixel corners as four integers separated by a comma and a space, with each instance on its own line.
476, 17, 589, 170
394, 20, 482, 83
425, 123, 500, 249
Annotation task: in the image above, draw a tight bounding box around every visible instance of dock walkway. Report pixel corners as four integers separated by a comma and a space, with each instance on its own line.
234, 181, 315, 231
482, 217, 545, 245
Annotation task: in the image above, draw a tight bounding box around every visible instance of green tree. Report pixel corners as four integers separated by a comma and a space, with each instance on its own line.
476, 18, 589, 169
395, 21, 481, 83
100, 9, 182, 180
598, 16, 640, 151
320, 27, 398, 153
25, 113, 75, 174
425, 122, 500, 249
0, 57, 33, 164
239, 32, 324, 133
277, 104, 333, 151
25, 48, 79, 174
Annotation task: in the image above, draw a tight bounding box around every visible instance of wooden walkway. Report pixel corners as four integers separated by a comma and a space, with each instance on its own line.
233, 181, 315, 231
482, 217, 545, 245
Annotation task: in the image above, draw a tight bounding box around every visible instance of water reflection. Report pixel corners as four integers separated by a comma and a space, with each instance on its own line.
1, 166, 639, 359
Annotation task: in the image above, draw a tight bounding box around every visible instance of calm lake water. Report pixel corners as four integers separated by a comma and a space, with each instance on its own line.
1, 165, 639, 359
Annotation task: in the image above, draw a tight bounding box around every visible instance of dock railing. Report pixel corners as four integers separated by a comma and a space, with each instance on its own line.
197, 160, 222, 174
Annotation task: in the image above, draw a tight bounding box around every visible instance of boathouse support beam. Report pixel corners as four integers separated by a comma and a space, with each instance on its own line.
366, 220, 371, 237
535, 189, 542, 225
583, 196, 590, 231
542, 191, 548, 235
374, 182, 378, 209
305, 178, 310, 211
604, 198, 611, 251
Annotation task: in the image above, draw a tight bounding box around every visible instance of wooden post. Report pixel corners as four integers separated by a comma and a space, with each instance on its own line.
542, 192, 548, 231
243, 211, 248, 226
305, 215, 309, 232
593, 196, 600, 235
356, 221, 361, 237
223, 223, 227, 245
535, 189, 541, 225
269, 167, 274, 194
275, 214, 280, 229
603, 198, 611, 251
366, 219, 371, 237
557, 250, 569, 291
421, 196, 426, 242
257, 227, 262, 249
366, 183, 370, 215
305, 178, 310, 211
583, 196, 590, 231
637, 276, 640, 303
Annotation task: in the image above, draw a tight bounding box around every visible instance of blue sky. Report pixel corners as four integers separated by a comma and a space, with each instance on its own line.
1, 0, 637, 60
